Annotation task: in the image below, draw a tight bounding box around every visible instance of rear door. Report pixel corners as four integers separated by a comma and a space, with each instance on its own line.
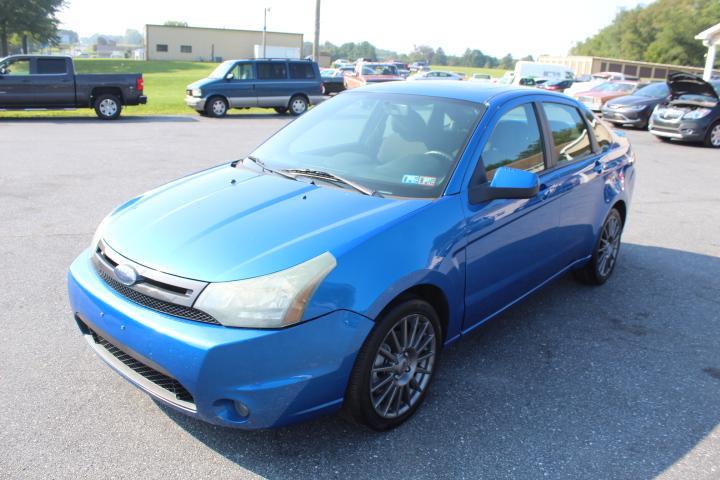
537, 100, 608, 267
32, 57, 75, 107
255, 61, 290, 107
0, 57, 32, 107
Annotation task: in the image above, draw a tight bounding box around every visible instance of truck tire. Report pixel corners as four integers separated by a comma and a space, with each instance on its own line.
205, 96, 228, 118
94, 94, 122, 120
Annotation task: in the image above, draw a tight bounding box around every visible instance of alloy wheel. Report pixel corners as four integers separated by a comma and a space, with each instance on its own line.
291, 98, 307, 114
369, 313, 437, 419
597, 213, 622, 278
711, 124, 720, 147
99, 99, 118, 117
212, 100, 226, 116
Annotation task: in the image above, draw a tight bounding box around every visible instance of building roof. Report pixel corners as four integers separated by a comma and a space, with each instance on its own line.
696, 23, 720, 44
145, 24, 303, 37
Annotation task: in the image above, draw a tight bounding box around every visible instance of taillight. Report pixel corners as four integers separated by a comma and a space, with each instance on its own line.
136, 77, 144, 92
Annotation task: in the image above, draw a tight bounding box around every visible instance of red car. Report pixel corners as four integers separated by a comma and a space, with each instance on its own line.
344, 62, 404, 90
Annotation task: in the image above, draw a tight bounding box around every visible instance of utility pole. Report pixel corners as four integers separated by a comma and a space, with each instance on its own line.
313, 0, 320, 61
262, 7, 270, 58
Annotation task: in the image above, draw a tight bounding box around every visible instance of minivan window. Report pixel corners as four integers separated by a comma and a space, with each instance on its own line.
249, 92, 483, 199
289, 62, 315, 80
208, 60, 235, 79
231, 63, 254, 80
257, 62, 287, 80
481, 104, 544, 179
36, 58, 67, 74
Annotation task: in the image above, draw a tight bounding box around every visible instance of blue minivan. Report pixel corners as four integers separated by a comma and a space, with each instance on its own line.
70, 81, 635, 431
185, 58, 325, 117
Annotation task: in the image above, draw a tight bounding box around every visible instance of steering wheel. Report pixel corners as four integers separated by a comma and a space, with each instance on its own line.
423, 150, 454, 164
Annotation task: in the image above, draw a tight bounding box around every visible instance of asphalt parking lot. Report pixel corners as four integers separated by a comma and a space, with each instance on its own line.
1, 114, 719, 480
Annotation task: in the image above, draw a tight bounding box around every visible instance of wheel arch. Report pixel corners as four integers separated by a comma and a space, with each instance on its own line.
90, 87, 124, 105
374, 283, 450, 343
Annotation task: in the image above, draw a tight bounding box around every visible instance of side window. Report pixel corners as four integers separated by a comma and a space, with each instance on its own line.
584, 111, 614, 152
481, 104, 544, 180
36, 58, 67, 74
257, 62, 287, 80
2, 58, 30, 75
156, 44, 168, 52
180, 45, 192, 53
289, 62, 315, 80
232, 63, 254, 80
542, 103, 593, 163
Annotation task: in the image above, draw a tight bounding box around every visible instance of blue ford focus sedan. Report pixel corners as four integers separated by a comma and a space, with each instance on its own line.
68, 81, 635, 431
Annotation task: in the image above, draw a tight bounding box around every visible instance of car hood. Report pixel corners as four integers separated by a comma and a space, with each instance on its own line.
667, 73, 719, 100
604, 94, 660, 107
186, 77, 217, 90
102, 164, 429, 282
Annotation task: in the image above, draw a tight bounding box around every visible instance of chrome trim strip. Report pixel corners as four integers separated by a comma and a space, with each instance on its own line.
94, 240, 207, 307
83, 333, 197, 413
649, 129, 683, 139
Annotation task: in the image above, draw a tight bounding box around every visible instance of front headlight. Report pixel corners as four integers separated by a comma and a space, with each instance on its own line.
683, 108, 712, 120
191, 88, 202, 97
194, 252, 337, 329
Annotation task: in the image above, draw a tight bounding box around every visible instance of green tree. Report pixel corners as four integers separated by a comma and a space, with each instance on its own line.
0, 0, 64, 56
434, 47, 447, 65
124, 29, 143, 46
500, 53, 515, 69
571, 0, 720, 67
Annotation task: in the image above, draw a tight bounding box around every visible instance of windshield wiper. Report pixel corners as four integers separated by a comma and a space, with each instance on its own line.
282, 168, 380, 197
241, 155, 297, 180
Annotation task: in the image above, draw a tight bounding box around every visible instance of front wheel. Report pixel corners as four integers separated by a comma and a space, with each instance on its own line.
574, 208, 624, 285
204, 96, 228, 118
94, 94, 122, 120
288, 95, 308, 116
344, 299, 441, 431
704, 122, 720, 148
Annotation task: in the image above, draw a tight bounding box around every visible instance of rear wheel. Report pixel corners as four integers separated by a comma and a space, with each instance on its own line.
574, 208, 623, 285
344, 299, 441, 431
204, 96, 228, 118
288, 95, 308, 116
94, 94, 122, 120
704, 122, 720, 148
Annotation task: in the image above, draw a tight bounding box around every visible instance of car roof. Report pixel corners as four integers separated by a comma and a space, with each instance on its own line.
360, 80, 557, 104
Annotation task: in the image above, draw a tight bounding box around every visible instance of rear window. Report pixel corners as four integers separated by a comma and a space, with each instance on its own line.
289, 62, 315, 80
257, 62, 287, 80
542, 103, 593, 164
37, 58, 67, 74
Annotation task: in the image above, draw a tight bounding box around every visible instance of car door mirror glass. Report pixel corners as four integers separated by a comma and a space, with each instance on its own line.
225, 73, 234, 80
469, 167, 540, 203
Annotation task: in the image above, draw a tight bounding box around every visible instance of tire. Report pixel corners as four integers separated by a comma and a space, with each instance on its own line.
204, 96, 228, 118
574, 208, 624, 285
344, 298, 441, 431
274, 107, 288, 115
703, 121, 720, 148
288, 95, 308, 116
93, 94, 122, 120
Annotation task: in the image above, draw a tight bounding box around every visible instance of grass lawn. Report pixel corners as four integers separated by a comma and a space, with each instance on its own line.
0, 59, 510, 118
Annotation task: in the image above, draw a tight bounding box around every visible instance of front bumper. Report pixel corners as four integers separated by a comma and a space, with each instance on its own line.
67, 251, 374, 429
601, 107, 646, 125
185, 95, 206, 111
649, 117, 707, 142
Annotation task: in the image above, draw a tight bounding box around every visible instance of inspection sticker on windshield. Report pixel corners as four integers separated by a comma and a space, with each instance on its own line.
402, 175, 437, 186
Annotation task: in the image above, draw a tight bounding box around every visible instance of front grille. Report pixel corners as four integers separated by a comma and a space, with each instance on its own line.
96, 267, 220, 325
90, 328, 194, 404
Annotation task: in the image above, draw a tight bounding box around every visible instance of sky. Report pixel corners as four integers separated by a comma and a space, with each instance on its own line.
57, 0, 648, 58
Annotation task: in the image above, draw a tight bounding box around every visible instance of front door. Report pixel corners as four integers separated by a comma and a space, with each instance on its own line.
0, 57, 32, 107
221, 62, 257, 108
462, 101, 564, 331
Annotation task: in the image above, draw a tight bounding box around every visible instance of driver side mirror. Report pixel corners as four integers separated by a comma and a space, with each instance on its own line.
225, 72, 234, 80
469, 167, 540, 204
0, 67, 6, 75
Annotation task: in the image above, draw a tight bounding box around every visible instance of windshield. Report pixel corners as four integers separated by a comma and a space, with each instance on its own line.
208, 61, 234, 79
592, 82, 635, 93
362, 64, 399, 75
249, 92, 484, 198
635, 82, 668, 98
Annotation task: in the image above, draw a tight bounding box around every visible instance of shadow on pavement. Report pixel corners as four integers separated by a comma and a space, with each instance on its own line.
160, 243, 720, 479
0, 115, 199, 124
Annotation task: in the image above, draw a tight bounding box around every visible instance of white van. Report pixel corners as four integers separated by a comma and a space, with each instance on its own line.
507, 61, 575, 85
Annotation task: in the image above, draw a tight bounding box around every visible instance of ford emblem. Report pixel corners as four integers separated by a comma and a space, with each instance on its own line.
113, 264, 138, 286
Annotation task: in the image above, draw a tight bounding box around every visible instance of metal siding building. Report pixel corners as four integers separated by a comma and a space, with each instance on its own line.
538, 55, 719, 80
145, 25, 303, 62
